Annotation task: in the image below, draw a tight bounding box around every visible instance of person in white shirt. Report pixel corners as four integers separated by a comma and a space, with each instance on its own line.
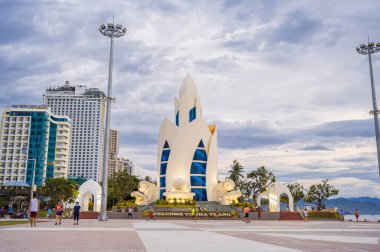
29, 193, 40, 227
303, 208, 308, 222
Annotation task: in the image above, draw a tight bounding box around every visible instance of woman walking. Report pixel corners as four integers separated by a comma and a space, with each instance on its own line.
55, 201, 64, 225
355, 209, 360, 222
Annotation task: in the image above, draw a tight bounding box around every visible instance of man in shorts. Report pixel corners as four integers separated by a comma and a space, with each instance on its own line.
243, 205, 250, 223
73, 201, 81, 225
29, 193, 40, 227
128, 206, 133, 219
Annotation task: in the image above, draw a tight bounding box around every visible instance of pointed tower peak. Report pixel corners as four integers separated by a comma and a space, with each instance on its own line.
179, 74, 198, 97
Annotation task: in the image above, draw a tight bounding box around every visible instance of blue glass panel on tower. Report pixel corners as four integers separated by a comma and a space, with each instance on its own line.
190, 162, 207, 174
193, 149, 207, 161
161, 149, 171, 162
189, 107, 196, 122
160, 163, 168, 175
160, 189, 166, 199
198, 139, 205, 148
176, 111, 179, 126
191, 188, 207, 201
163, 140, 170, 149
190, 176, 206, 186
160, 176, 166, 187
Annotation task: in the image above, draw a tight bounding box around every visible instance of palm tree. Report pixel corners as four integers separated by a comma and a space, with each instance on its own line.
228, 160, 245, 187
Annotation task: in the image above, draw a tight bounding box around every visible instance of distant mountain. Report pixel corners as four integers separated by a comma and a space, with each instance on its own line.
348, 197, 380, 204
325, 197, 380, 215
293, 197, 380, 214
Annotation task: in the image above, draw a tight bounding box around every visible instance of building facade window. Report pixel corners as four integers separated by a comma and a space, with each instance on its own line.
176, 111, 179, 126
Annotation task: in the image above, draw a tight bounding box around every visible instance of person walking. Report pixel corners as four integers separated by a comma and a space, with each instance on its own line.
258, 207, 262, 220
303, 208, 308, 222
55, 201, 64, 225
243, 204, 251, 223
340, 209, 344, 222
355, 209, 360, 222
29, 193, 40, 227
0, 206, 5, 218
46, 207, 52, 219
73, 201, 81, 225
191, 207, 197, 222
148, 206, 155, 220
8, 205, 13, 218
128, 206, 133, 219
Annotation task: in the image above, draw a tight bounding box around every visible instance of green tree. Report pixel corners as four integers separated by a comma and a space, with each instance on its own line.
240, 166, 276, 202
287, 182, 305, 204
305, 179, 339, 210
108, 171, 140, 207
228, 160, 245, 188
41, 178, 79, 205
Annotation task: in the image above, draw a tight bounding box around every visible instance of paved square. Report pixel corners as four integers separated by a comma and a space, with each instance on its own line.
0, 219, 379, 251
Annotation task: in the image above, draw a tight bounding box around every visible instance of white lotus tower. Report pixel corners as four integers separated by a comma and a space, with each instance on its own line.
157, 74, 218, 201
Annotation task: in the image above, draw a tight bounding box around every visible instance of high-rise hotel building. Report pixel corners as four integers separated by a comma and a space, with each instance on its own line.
108, 129, 119, 177
0, 105, 71, 186
43, 81, 106, 182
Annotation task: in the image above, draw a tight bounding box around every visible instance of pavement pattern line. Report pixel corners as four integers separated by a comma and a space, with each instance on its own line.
214, 231, 380, 252
1, 227, 136, 231
136, 229, 301, 252
260, 232, 379, 245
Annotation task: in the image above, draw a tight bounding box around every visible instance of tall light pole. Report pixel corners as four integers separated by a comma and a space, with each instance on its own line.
356, 42, 380, 176
98, 22, 127, 221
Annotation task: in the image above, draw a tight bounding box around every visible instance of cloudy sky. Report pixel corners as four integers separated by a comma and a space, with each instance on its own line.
1, 0, 380, 197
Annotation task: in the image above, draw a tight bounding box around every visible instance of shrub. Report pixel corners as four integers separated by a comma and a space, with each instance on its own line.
308, 211, 340, 219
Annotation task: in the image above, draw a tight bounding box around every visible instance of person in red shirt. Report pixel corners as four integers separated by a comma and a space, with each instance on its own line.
243, 204, 251, 223
55, 201, 64, 226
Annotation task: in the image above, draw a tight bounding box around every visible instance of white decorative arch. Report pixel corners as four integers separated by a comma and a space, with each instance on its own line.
257, 182, 294, 212
78, 180, 102, 212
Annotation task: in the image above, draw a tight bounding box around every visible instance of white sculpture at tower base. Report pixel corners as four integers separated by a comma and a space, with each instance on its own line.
213, 179, 242, 205
257, 182, 294, 212
131, 181, 159, 205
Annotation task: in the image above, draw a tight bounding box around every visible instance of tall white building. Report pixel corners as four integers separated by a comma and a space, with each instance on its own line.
0, 105, 71, 186
43, 81, 106, 182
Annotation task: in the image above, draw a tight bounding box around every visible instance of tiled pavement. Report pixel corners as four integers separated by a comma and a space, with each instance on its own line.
0, 219, 379, 251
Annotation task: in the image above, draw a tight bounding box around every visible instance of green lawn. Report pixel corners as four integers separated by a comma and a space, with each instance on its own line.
0, 221, 29, 226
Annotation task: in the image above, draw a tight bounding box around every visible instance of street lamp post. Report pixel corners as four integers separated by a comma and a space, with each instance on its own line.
356, 42, 380, 176
28, 158, 36, 200
98, 22, 127, 221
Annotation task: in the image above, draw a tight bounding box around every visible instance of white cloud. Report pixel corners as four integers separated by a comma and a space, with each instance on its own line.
1, 0, 380, 197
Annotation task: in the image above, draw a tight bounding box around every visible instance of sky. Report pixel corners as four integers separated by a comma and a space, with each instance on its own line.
1, 0, 380, 198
